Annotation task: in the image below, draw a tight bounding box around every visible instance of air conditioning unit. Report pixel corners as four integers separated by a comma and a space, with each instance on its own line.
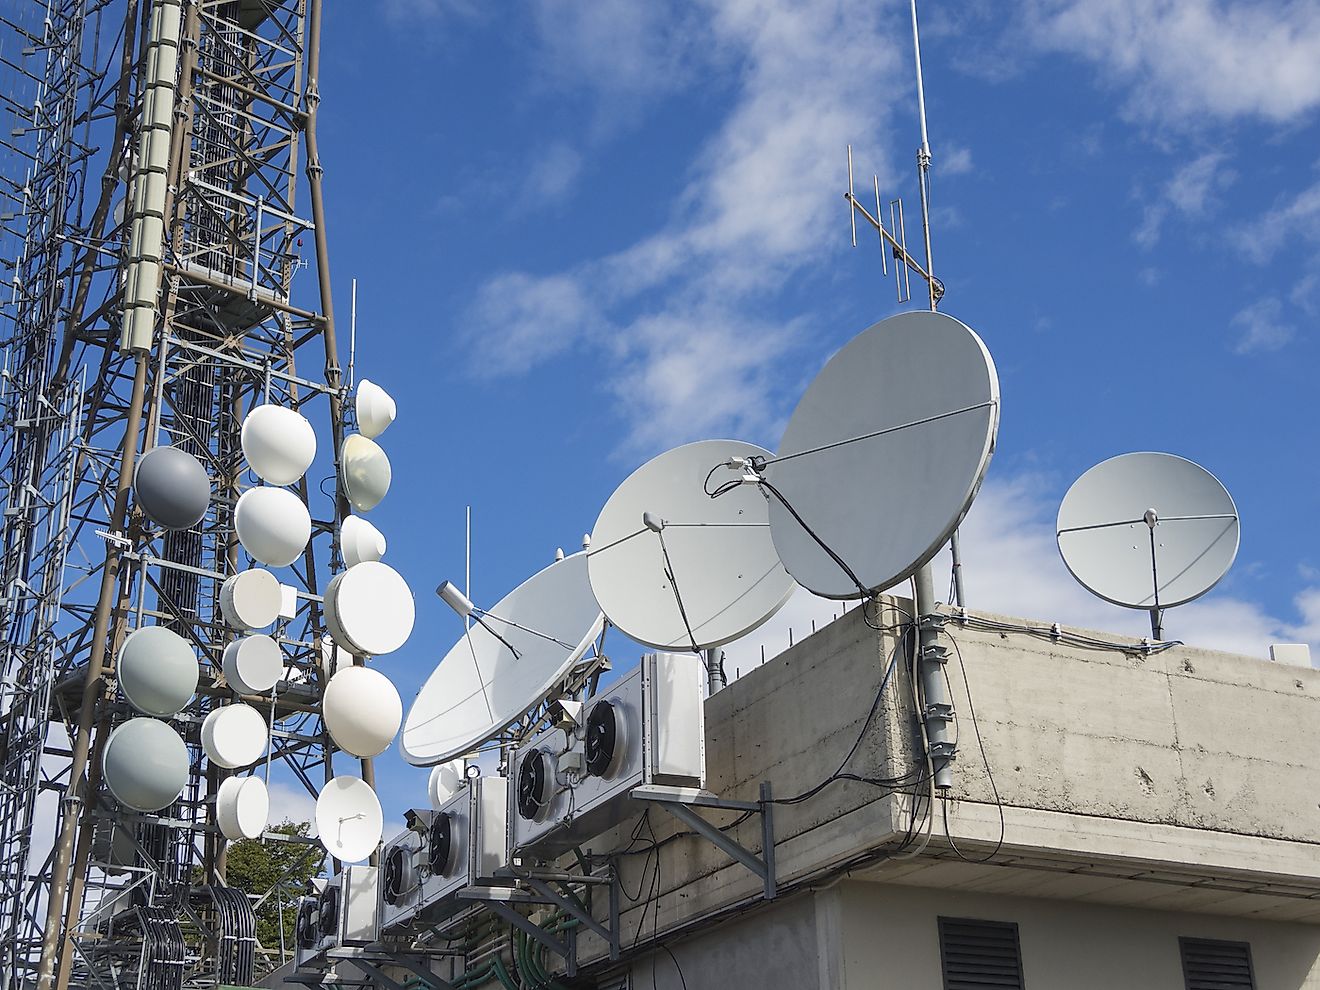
293, 878, 328, 970
314, 865, 378, 956
509, 653, 704, 857
378, 777, 509, 934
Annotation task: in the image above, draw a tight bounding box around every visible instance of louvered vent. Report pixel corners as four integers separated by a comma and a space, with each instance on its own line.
938, 917, 1025, 990
1180, 938, 1255, 990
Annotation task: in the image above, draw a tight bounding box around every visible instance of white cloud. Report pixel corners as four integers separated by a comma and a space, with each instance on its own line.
942, 144, 974, 175
525, 142, 584, 203
1231, 297, 1294, 353
1026, 0, 1320, 128
1244, 177, 1320, 263
462, 0, 906, 454
1135, 151, 1234, 248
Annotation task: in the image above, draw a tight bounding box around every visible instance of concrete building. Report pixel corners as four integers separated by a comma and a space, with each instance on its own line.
564, 596, 1320, 989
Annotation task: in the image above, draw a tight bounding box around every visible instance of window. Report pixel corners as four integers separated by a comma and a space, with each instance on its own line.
938, 916, 1025, 989
1180, 937, 1255, 990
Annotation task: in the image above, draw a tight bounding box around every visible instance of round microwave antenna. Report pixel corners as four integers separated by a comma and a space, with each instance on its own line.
428, 760, 465, 809
1056, 451, 1239, 638
222, 635, 283, 696
323, 665, 403, 758
760, 310, 998, 599
133, 445, 210, 531
355, 380, 397, 440
201, 703, 268, 769
216, 776, 270, 841
400, 551, 604, 766
235, 486, 312, 568
340, 434, 392, 513
102, 718, 190, 812
340, 514, 387, 568
117, 625, 199, 717
315, 776, 383, 863
241, 404, 316, 486
588, 439, 794, 650
220, 569, 282, 631
324, 561, 415, 656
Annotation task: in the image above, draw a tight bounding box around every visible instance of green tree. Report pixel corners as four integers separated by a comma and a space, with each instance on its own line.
223, 820, 324, 952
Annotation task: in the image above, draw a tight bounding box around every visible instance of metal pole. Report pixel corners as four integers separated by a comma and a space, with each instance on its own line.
38, 354, 149, 990
705, 648, 726, 695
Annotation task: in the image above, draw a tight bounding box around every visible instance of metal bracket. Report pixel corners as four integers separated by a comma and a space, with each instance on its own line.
634, 781, 777, 900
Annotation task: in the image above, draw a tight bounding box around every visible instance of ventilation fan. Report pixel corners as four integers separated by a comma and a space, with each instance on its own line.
317, 884, 339, 938
382, 844, 416, 906
428, 812, 453, 876
295, 898, 318, 950
517, 749, 553, 822
585, 698, 623, 777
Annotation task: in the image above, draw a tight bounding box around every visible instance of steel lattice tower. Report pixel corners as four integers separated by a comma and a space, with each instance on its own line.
0, 2, 362, 987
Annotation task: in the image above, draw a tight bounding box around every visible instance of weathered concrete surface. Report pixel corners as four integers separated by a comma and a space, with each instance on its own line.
566, 596, 1320, 973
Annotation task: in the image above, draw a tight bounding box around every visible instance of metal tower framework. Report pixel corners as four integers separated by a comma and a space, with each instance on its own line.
0, 1, 358, 987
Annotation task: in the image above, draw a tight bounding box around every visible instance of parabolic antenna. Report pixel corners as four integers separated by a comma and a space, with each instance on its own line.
133, 445, 210, 531
216, 776, 269, 841
220, 569, 283, 631
588, 439, 794, 650
1056, 452, 1239, 616
428, 760, 465, 809
762, 310, 999, 599
235, 487, 312, 568
323, 665, 403, 758
324, 561, 415, 656
340, 434, 391, 513
340, 514, 387, 568
355, 380, 396, 440
201, 703, 268, 770
117, 625, 199, 717
102, 718, 190, 812
401, 552, 604, 767
316, 776, 383, 863
241, 404, 316, 486
222, 635, 283, 695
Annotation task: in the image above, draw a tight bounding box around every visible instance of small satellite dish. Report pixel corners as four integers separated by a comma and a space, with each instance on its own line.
762, 310, 999, 598
401, 552, 604, 766
133, 446, 210, 531
201, 703, 268, 769
588, 439, 794, 650
102, 718, 190, 812
324, 561, 415, 656
355, 379, 396, 440
323, 665, 403, 758
1056, 451, 1239, 633
428, 760, 465, 809
241, 404, 317, 486
235, 487, 312, 568
220, 569, 283, 631
216, 776, 269, 841
315, 776, 383, 864
340, 514, 387, 568
339, 434, 391, 513
117, 625, 199, 717
222, 635, 283, 696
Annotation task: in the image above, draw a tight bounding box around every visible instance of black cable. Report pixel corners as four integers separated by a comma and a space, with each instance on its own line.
473, 614, 522, 660
655, 526, 702, 656
661, 945, 690, 990
941, 629, 1005, 864
758, 477, 871, 602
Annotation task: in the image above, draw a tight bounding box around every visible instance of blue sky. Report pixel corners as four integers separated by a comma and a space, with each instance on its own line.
274, 1, 1320, 825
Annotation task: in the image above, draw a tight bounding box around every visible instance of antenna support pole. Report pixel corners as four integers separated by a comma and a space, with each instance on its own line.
706, 647, 727, 695
914, 564, 955, 790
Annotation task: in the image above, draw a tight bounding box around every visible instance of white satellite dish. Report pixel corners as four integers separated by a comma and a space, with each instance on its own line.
340, 514, 387, 568
222, 635, 283, 696
339, 434, 391, 513
324, 561, 415, 657
588, 439, 795, 651
355, 379, 396, 440
201, 703, 268, 769
401, 552, 604, 766
241, 404, 317, 487
102, 718, 190, 812
315, 776, 383, 864
1056, 451, 1239, 637
761, 310, 999, 599
216, 776, 269, 841
117, 625, 199, 717
323, 665, 403, 758
428, 760, 465, 809
235, 487, 312, 568
220, 569, 283, 631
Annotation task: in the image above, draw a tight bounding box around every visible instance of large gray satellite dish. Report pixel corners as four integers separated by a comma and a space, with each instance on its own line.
1056, 452, 1239, 632
400, 552, 604, 767
102, 718, 190, 812
761, 310, 998, 599
133, 445, 211, 531
117, 625, 199, 717
588, 439, 794, 650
